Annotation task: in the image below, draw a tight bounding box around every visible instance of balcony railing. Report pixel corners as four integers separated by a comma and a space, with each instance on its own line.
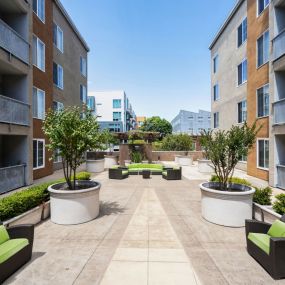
0, 164, 26, 194
0, 18, 29, 64
0, 95, 30, 126
273, 29, 285, 61
273, 98, 285, 125
277, 164, 285, 189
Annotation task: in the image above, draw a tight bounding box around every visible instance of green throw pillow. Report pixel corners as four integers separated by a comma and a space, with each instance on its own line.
268, 220, 285, 237
0, 226, 10, 245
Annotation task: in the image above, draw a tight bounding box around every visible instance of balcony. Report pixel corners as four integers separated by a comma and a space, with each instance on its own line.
277, 164, 285, 189
0, 95, 30, 126
0, 164, 26, 194
0, 18, 29, 64
273, 98, 285, 125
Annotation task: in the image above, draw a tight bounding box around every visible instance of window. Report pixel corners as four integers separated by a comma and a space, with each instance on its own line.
87, 96, 95, 111
213, 112, 219, 128
32, 36, 45, 71
113, 99, 121, 109
53, 101, 64, 112
257, 30, 269, 67
213, 55, 219, 73
33, 0, 45, 22
257, 84, 269, 117
53, 149, 62, 163
238, 100, 247, 123
53, 23, 63, 52
33, 139, 45, 169
257, 139, 269, 169
237, 18, 247, 47
258, 0, 270, 15
213, 84, 219, 101
80, 85, 87, 104
80, 56, 87, 77
53, 63, 64, 89
113, 112, 121, 121
240, 154, 247, 163
238, 59, 247, 85
33, 87, 45, 120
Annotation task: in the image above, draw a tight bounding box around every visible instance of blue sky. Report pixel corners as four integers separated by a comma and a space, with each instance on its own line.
61, 0, 236, 121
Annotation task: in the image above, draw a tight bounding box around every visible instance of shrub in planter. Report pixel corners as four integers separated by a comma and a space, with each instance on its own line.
273, 194, 285, 215
131, 151, 143, 163
253, 187, 272, 206
73, 172, 91, 181
210, 175, 252, 187
161, 134, 194, 155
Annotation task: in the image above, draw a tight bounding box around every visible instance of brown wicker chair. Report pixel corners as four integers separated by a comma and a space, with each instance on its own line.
0, 224, 34, 283
245, 215, 285, 280
162, 167, 182, 180
109, 168, 129, 180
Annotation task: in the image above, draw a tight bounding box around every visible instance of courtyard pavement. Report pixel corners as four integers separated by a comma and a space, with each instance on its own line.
4, 172, 285, 284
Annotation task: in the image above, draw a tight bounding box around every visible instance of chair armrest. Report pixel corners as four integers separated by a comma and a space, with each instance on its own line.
118, 167, 128, 170
7, 224, 34, 245
163, 167, 173, 170
270, 237, 285, 257
245, 219, 271, 236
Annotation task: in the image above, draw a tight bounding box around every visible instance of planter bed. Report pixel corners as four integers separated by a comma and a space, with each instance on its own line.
253, 203, 282, 224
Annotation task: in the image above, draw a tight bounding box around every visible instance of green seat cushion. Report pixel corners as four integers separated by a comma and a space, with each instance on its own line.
268, 220, 285, 237
128, 168, 141, 172
0, 226, 10, 245
150, 169, 162, 173
162, 171, 167, 176
111, 166, 119, 169
122, 170, 128, 175
0, 239, 29, 264
248, 233, 270, 255
128, 164, 163, 170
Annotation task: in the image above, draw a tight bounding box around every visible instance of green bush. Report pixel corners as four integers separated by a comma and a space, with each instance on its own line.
160, 134, 194, 152
210, 175, 252, 186
253, 187, 272, 205
273, 194, 285, 215
73, 172, 91, 181
131, 151, 143, 163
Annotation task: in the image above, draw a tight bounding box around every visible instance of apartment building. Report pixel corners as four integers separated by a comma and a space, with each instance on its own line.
136, 116, 146, 129
90, 91, 136, 132
171, 110, 211, 135
210, 0, 273, 183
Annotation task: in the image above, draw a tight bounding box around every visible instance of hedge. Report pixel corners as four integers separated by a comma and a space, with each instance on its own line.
0, 172, 91, 221
210, 175, 252, 186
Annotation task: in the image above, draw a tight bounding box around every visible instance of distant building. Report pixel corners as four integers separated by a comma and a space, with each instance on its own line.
171, 110, 211, 135
87, 96, 96, 116
136, 116, 146, 129
89, 91, 136, 132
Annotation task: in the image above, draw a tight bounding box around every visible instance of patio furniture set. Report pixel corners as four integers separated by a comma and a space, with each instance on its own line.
108, 163, 182, 180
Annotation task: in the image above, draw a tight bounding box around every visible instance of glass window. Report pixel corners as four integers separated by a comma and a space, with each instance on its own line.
213, 84, 219, 101
32, 36, 45, 71
257, 30, 269, 67
238, 100, 247, 123
80, 56, 87, 77
113, 112, 121, 121
238, 59, 247, 86
258, 139, 269, 169
33, 139, 45, 169
53, 23, 63, 52
33, 0, 45, 22
33, 87, 45, 120
258, 0, 270, 15
113, 99, 122, 108
53, 148, 62, 163
257, 84, 269, 118
80, 85, 87, 104
53, 101, 64, 112
214, 112, 219, 128
53, 62, 64, 89
87, 96, 95, 111
213, 55, 219, 73
237, 18, 247, 47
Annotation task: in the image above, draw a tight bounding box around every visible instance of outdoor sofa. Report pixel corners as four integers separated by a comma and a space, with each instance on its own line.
245, 215, 285, 279
127, 164, 164, 175
109, 167, 129, 180
162, 167, 182, 180
0, 224, 34, 283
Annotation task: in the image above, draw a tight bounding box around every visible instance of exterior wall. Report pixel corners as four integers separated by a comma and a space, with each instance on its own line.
246, 0, 269, 181
152, 151, 204, 162
136, 116, 146, 129
211, 0, 247, 131
171, 110, 211, 135
33, 0, 54, 179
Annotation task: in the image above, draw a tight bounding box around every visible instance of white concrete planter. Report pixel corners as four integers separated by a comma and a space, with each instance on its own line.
104, 155, 118, 169
198, 159, 214, 173
42, 201, 50, 220
48, 180, 101, 225
200, 182, 255, 227
86, 159, 105, 173
253, 203, 281, 224
177, 156, 193, 166
174, 155, 181, 164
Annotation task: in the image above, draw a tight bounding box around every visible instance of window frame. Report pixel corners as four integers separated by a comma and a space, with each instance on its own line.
80, 84, 87, 104
33, 0, 45, 23
257, 29, 269, 68
53, 101, 64, 112
257, 0, 270, 17
257, 138, 269, 170
237, 17, 247, 48
237, 59, 248, 86
213, 84, 219, 101
213, 112, 219, 129
33, 87, 45, 120
33, 139, 45, 170
53, 62, 64, 90
113, 112, 122, 122
53, 22, 64, 53
113, 99, 122, 109
53, 148, 62, 164
213, 54, 219, 74
256, 84, 270, 118
237, 100, 247, 124
33, 35, 45, 72
80, 56, 87, 77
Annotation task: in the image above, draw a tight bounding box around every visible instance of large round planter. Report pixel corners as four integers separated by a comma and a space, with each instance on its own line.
86, 159, 105, 173
200, 182, 255, 227
104, 155, 118, 169
174, 155, 181, 164
198, 159, 214, 173
48, 180, 101, 225
177, 156, 193, 166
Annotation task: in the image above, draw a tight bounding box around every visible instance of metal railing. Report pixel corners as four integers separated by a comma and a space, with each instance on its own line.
0, 95, 30, 126
0, 18, 29, 64
0, 164, 26, 194
273, 29, 285, 61
277, 164, 285, 190
273, 98, 285, 125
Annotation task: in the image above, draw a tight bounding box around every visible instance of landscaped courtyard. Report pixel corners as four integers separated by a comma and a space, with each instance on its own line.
4, 170, 285, 285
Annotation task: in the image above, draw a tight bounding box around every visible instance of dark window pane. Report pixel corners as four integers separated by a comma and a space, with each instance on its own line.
257, 37, 264, 66
238, 64, 242, 85
259, 140, 264, 168
53, 63, 58, 84
33, 0, 37, 13
257, 89, 264, 117
33, 140, 37, 168
238, 25, 242, 47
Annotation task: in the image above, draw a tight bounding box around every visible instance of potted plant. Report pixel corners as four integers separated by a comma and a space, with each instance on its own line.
199, 123, 259, 227
101, 130, 119, 168
43, 107, 102, 225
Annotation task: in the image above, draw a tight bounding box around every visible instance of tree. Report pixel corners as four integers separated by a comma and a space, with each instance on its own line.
140, 116, 172, 138
200, 122, 260, 190
161, 134, 194, 155
43, 106, 103, 190
101, 130, 119, 155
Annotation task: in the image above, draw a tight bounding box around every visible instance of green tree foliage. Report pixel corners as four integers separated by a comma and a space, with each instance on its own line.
160, 134, 194, 154
200, 122, 260, 190
101, 129, 119, 154
140, 116, 172, 138
273, 194, 285, 215
43, 106, 103, 190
